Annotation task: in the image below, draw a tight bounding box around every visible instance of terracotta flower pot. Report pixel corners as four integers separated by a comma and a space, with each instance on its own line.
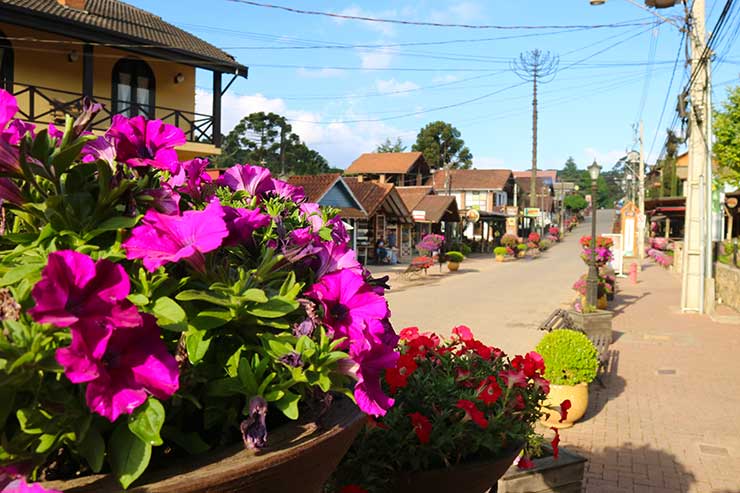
541, 382, 588, 429
447, 261, 461, 271
495, 255, 505, 262
393, 442, 522, 493
43, 398, 365, 493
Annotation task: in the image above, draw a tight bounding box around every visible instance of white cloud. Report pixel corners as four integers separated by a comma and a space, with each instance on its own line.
375, 78, 420, 95
583, 147, 627, 168
334, 5, 397, 36
432, 74, 460, 84
429, 1, 483, 24
296, 68, 346, 79
474, 156, 505, 169
196, 88, 287, 133
358, 47, 394, 69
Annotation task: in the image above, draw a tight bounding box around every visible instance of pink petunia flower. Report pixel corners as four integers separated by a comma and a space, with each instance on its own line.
222, 206, 271, 246
29, 250, 141, 330
168, 157, 213, 201
0, 89, 17, 128
499, 369, 528, 389
0, 178, 24, 206
55, 314, 179, 422
106, 115, 185, 172
81, 135, 117, 168
216, 163, 274, 197
270, 178, 305, 203
299, 202, 324, 232
123, 200, 229, 272
314, 241, 361, 278
139, 186, 181, 215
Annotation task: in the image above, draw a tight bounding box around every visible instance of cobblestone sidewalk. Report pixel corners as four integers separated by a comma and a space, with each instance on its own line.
559, 263, 740, 493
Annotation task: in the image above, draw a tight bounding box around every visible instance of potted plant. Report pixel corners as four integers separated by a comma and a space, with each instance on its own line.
329, 326, 556, 493
500, 234, 519, 250
535, 330, 599, 429
579, 235, 614, 268
498, 442, 587, 493
571, 275, 608, 310
516, 243, 527, 258
494, 247, 508, 262
547, 226, 560, 242
539, 239, 552, 252
0, 91, 399, 492
445, 251, 465, 271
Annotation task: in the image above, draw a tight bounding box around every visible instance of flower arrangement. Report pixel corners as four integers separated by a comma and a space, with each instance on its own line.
416, 234, 445, 255
500, 233, 519, 249
517, 243, 528, 253
494, 246, 508, 257
329, 326, 559, 493
445, 251, 465, 263
535, 331, 599, 386
572, 274, 610, 299
579, 235, 614, 267
539, 239, 552, 251
647, 248, 672, 268
527, 232, 541, 246
0, 90, 399, 490
548, 226, 560, 239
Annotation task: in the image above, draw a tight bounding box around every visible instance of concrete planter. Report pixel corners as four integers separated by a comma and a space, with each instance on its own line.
496, 445, 587, 493
567, 309, 612, 342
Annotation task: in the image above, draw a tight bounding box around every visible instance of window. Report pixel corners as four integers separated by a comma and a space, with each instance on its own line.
112, 59, 155, 118
465, 191, 487, 211
0, 31, 13, 91
495, 191, 508, 207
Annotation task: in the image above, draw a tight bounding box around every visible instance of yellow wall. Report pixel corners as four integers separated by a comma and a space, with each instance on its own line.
0, 22, 209, 150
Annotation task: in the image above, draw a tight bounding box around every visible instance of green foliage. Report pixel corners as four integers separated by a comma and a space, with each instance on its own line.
448, 241, 471, 256
500, 234, 518, 249
714, 84, 740, 186
445, 251, 464, 262
535, 330, 599, 385
411, 121, 472, 170
375, 137, 406, 153
539, 239, 552, 251
494, 246, 507, 256
517, 243, 527, 251
564, 194, 588, 211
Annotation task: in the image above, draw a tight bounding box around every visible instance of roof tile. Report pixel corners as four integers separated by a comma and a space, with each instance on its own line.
345, 152, 425, 175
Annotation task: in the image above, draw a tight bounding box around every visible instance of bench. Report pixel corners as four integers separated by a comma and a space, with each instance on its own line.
399, 256, 434, 279
538, 309, 610, 387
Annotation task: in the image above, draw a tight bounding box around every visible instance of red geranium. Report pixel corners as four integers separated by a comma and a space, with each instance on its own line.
385, 353, 418, 393
512, 351, 545, 379
451, 325, 474, 341
409, 412, 432, 444
399, 326, 419, 341
477, 376, 502, 406
463, 339, 492, 359
456, 399, 488, 428
406, 334, 437, 358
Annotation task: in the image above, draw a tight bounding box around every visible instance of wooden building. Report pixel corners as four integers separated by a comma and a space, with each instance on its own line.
344, 152, 430, 186
396, 186, 460, 245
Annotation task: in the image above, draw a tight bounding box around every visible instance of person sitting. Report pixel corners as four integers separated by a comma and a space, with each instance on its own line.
375, 238, 388, 264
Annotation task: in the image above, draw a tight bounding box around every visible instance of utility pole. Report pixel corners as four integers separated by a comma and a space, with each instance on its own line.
512, 50, 559, 208
638, 120, 646, 260
681, 0, 710, 313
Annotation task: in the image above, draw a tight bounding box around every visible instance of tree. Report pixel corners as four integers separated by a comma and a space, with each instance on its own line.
216, 111, 332, 175
714, 84, 740, 186
564, 194, 588, 211
411, 121, 473, 170
559, 156, 582, 182
376, 137, 406, 153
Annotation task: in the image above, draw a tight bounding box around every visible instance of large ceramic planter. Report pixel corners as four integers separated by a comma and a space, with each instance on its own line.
393, 443, 522, 493
498, 444, 587, 493
541, 383, 588, 429
44, 398, 365, 493
448, 261, 461, 271
495, 255, 505, 262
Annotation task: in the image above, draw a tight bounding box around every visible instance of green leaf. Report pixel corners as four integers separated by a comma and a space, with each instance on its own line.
127, 294, 149, 306
0, 389, 15, 430
16, 408, 43, 434
109, 423, 152, 489
83, 216, 139, 241
241, 288, 268, 303
152, 297, 187, 332
127, 398, 165, 446
186, 327, 211, 364
175, 290, 231, 307
237, 358, 258, 395
78, 426, 105, 473
36, 433, 59, 453
0, 263, 44, 287
191, 310, 232, 330
275, 391, 300, 420
246, 297, 298, 319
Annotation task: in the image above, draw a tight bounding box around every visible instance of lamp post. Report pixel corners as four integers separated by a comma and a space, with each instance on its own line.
586, 160, 602, 307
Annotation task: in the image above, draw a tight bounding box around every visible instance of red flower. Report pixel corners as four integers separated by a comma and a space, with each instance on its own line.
477, 376, 502, 406
512, 393, 526, 410
517, 455, 535, 470
464, 339, 492, 359
456, 399, 488, 429
499, 369, 527, 388
407, 334, 436, 358
385, 353, 418, 393
340, 485, 368, 493
534, 376, 550, 395
550, 427, 561, 460
511, 351, 545, 379
559, 399, 571, 423
409, 412, 432, 444
451, 325, 474, 341
366, 416, 389, 430
399, 326, 419, 341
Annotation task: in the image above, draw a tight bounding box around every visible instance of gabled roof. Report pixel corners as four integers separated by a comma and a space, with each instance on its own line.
515, 176, 553, 193
344, 178, 411, 221
513, 170, 558, 182
286, 173, 366, 217
1, 0, 248, 74
396, 186, 434, 212
427, 169, 513, 191
414, 195, 459, 223
345, 152, 427, 175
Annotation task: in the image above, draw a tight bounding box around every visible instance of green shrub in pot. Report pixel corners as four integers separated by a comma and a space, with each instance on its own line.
445, 251, 465, 263
535, 330, 598, 386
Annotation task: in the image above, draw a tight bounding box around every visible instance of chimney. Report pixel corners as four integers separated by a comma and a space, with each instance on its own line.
57, 0, 87, 10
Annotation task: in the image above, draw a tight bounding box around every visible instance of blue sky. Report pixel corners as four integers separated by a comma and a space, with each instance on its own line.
131, 0, 739, 171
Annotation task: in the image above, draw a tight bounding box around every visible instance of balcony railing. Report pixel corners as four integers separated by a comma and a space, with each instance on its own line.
10, 83, 216, 145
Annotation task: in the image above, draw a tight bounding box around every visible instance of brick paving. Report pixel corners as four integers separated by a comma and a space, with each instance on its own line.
560, 262, 740, 493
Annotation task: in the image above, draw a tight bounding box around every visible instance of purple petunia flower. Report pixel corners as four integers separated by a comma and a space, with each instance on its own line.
0, 178, 23, 206
139, 186, 181, 215
315, 241, 361, 279
29, 250, 141, 330
0, 90, 16, 128
81, 135, 117, 168
216, 164, 274, 197
168, 157, 213, 201
123, 200, 229, 272
55, 314, 179, 422
270, 178, 305, 203
106, 114, 185, 172
240, 396, 268, 449
222, 206, 271, 246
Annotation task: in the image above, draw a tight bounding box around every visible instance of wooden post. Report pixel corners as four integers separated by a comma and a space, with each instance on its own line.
212, 71, 222, 147
82, 44, 93, 99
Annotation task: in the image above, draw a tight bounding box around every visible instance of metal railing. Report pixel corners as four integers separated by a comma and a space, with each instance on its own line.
10, 83, 216, 145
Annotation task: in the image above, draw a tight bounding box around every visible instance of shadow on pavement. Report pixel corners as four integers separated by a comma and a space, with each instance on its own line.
609, 292, 650, 317
579, 350, 625, 424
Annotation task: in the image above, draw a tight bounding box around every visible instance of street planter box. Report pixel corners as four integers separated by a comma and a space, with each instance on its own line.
496, 445, 587, 493
567, 309, 612, 342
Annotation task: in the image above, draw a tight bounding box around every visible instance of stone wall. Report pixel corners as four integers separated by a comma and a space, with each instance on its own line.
716, 262, 740, 311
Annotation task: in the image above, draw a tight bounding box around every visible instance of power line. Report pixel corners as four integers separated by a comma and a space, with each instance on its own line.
635, 20, 661, 122
224, 0, 660, 30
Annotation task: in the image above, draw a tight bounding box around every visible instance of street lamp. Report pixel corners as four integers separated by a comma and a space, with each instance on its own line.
586, 159, 602, 307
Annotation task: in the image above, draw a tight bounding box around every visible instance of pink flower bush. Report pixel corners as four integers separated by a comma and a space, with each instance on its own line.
56, 314, 179, 422
216, 163, 273, 197
222, 206, 271, 246
123, 200, 229, 272
106, 115, 185, 172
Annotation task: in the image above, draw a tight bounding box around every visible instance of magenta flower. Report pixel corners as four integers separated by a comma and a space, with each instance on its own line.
56, 314, 179, 422
0, 89, 17, 128
0, 139, 20, 176
0, 90, 33, 146
315, 241, 361, 278
81, 135, 117, 168
3, 120, 35, 145
216, 164, 273, 197
139, 186, 181, 215
123, 200, 229, 272
169, 157, 213, 200
299, 202, 325, 232
305, 269, 389, 342
0, 178, 24, 206
222, 206, 271, 246
29, 251, 141, 329
47, 123, 64, 143
106, 115, 185, 172
347, 324, 399, 416
270, 178, 305, 203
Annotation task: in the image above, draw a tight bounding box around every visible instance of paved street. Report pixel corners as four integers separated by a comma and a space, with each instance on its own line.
385, 213, 613, 356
